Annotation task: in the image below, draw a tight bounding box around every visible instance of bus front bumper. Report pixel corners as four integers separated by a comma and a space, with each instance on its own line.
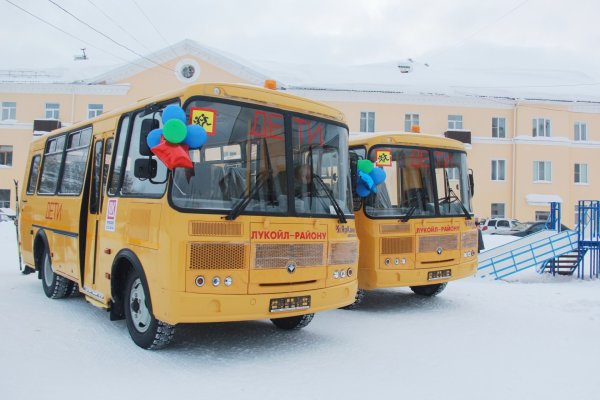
153, 280, 358, 325
358, 259, 477, 290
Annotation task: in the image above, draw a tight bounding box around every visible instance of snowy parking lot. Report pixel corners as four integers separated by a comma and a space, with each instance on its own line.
1, 221, 599, 400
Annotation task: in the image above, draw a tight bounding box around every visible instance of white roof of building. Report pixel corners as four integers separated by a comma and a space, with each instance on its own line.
2, 39, 599, 104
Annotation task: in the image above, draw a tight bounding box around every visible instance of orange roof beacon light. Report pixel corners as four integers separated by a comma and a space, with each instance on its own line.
410, 125, 421, 133
264, 79, 277, 90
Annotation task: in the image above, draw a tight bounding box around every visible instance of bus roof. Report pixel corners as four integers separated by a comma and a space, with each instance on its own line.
349, 131, 467, 151
32, 82, 347, 145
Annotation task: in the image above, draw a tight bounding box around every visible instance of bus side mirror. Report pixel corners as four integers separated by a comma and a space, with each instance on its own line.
139, 119, 160, 156
134, 158, 157, 179
468, 169, 475, 197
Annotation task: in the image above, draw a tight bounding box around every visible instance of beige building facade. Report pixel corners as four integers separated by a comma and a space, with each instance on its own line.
1, 40, 598, 227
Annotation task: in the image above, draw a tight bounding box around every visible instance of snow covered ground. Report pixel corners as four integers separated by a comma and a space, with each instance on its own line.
1, 221, 599, 400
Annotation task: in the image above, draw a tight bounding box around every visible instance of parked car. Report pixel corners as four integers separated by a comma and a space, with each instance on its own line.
494, 221, 570, 237
480, 218, 520, 234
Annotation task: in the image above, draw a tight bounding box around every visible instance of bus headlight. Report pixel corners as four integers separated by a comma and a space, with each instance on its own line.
333, 270, 340, 279
212, 276, 221, 286
195, 276, 205, 287
224, 276, 233, 286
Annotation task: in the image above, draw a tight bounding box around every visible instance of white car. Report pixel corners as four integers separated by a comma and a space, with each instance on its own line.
480, 218, 520, 234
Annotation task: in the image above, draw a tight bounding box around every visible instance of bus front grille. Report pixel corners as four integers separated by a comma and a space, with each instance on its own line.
328, 241, 358, 265
188, 242, 246, 269
461, 231, 478, 248
381, 237, 414, 254
254, 243, 324, 269
189, 221, 242, 236
418, 234, 458, 252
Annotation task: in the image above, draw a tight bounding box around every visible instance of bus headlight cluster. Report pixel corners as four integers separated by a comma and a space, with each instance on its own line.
463, 250, 475, 257
195, 275, 233, 287
333, 268, 353, 279
385, 258, 407, 266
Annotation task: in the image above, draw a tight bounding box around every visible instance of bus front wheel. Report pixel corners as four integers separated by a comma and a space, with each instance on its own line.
341, 288, 365, 310
270, 313, 314, 330
124, 271, 175, 349
410, 282, 447, 297
40, 250, 70, 299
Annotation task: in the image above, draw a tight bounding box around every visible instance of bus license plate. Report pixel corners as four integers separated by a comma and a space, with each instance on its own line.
428, 269, 451, 281
269, 295, 311, 313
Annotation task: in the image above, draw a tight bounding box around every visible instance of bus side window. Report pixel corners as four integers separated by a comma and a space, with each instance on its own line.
90, 140, 104, 214
59, 127, 92, 195
26, 155, 41, 194
121, 106, 170, 197
38, 135, 66, 194
108, 116, 130, 196
103, 138, 113, 197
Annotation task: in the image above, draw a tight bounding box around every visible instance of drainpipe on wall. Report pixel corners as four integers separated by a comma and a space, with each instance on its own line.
512, 99, 520, 219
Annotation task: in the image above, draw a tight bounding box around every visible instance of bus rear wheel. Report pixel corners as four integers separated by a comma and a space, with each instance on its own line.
271, 313, 314, 330
40, 250, 70, 299
410, 282, 448, 297
124, 271, 175, 350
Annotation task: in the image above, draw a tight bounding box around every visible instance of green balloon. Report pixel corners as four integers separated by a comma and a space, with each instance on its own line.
163, 119, 187, 144
357, 159, 374, 174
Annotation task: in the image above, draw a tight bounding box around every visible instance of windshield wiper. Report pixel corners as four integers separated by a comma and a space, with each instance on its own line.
446, 187, 472, 220
313, 175, 347, 224
226, 173, 267, 220
400, 206, 417, 222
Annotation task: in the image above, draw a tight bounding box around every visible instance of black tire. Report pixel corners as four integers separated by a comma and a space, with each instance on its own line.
410, 282, 447, 297
66, 281, 81, 297
271, 313, 314, 330
124, 271, 175, 349
341, 288, 365, 310
40, 250, 70, 299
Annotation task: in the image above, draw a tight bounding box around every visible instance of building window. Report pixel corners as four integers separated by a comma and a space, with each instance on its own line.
533, 161, 552, 182
535, 211, 550, 222
532, 118, 551, 137
491, 159, 505, 181
1, 102, 16, 121
360, 111, 375, 132
0, 145, 13, 167
574, 122, 587, 141
448, 115, 463, 130
492, 117, 506, 138
404, 113, 419, 132
575, 163, 588, 184
0, 189, 9, 208
88, 104, 103, 119
45, 103, 60, 120
491, 203, 505, 218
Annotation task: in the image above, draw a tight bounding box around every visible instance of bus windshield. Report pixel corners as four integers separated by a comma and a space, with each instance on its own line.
171, 99, 352, 218
364, 146, 472, 219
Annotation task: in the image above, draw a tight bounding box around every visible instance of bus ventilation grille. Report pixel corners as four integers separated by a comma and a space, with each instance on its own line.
188, 242, 246, 269
419, 235, 458, 252
381, 237, 414, 254
189, 221, 242, 236
254, 243, 324, 269
461, 231, 478, 249
328, 241, 358, 265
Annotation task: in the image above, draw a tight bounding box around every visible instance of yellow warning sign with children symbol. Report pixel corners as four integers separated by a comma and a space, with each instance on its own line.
375, 150, 392, 167
190, 107, 217, 135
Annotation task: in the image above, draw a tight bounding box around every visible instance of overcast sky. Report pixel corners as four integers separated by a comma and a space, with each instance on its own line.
1, 0, 600, 78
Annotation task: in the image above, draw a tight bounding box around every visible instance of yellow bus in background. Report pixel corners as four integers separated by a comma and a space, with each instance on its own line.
18, 83, 358, 349
347, 132, 478, 306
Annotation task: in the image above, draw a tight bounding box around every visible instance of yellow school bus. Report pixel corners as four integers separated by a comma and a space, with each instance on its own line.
18, 83, 358, 349
347, 132, 477, 306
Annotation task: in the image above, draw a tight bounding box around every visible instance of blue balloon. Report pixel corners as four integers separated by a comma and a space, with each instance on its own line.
146, 128, 163, 149
356, 181, 371, 197
183, 124, 207, 149
162, 105, 186, 124
370, 167, 387, 185
358, 170, 374, 190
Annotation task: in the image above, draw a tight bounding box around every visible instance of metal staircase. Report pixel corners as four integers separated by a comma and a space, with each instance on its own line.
478, 201, 600, 280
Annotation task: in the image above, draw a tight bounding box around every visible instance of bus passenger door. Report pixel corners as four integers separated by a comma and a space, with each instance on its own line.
83, 137, 111, 295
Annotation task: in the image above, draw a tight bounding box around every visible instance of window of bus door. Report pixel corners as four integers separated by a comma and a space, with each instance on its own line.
292, 116, 352, 217
364, 147, 436, 219
433, 150, 472, 217
174, 100, 288, 214
90, 140, 103, 214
